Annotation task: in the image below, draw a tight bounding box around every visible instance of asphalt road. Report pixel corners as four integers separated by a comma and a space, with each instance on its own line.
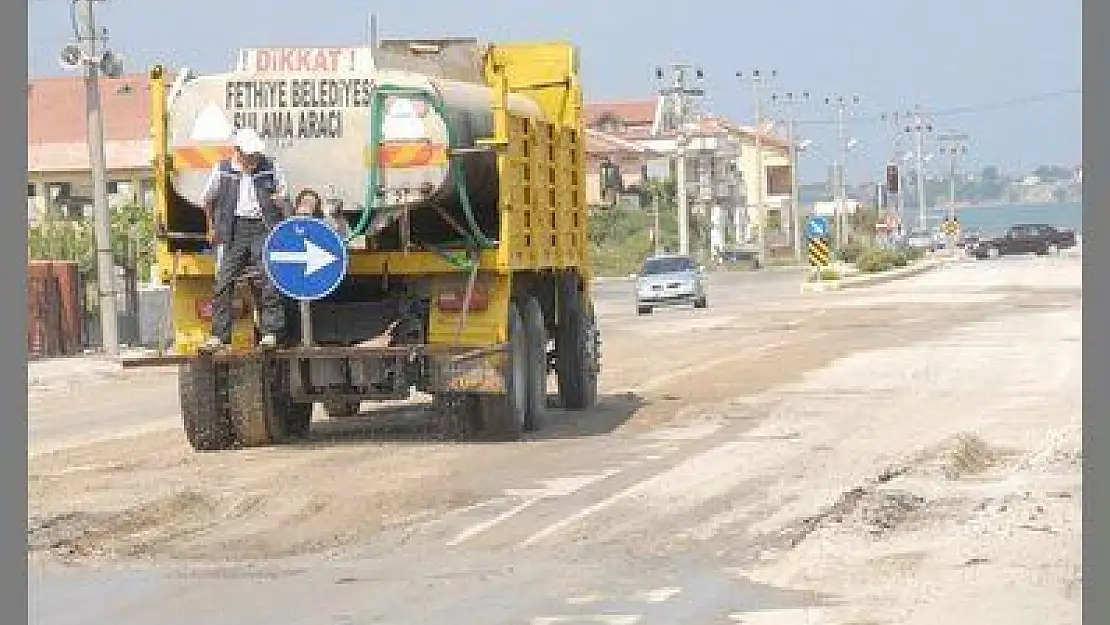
27, 257, 1080, 625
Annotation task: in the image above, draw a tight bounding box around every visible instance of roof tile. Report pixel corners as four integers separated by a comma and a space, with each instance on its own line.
28, 73, 152, 146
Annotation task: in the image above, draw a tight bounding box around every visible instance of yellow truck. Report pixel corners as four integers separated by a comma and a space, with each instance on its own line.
133, 38, 601, 450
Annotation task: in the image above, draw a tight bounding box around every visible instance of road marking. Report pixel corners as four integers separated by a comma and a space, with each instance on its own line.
565, 595, 605, 606
728, 608, 825, 624
519, 440, 758, 548
633, 586, 683, 603
532, 616, 641, 625
447, 469, 622, 547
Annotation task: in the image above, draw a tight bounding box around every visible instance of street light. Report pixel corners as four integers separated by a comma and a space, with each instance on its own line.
822, 94, 860, 252
655, 64, 705, 257
736, 70, 778, 264
901, 106, 935, 232
59, 0, 126, 356
937, 132, 970, 230
769, 89, 810, 263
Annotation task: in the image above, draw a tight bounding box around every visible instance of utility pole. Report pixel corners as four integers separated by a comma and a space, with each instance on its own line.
902, 106, 934, 233
823, 94, 860, 252
770, 90, 810, 263
63, 0, 124, 356
736, 70, 776, 265
938, 132, 969, 251
938, 133, 969, 222
654, 64, 705, 257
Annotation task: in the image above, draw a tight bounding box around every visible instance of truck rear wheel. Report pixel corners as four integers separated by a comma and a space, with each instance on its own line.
521, 295, 549, 431
179, 360, 235, 451
556, 274, 600, 410
477, 300, 528, 441
226, 356, 287, 447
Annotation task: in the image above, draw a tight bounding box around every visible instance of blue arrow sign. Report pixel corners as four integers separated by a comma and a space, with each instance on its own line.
805, 215, 830, 239
262, 216, 349, 302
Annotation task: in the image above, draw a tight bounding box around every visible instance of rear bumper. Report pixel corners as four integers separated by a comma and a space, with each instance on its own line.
637, 293, 699, 306
122, 343, 509, 396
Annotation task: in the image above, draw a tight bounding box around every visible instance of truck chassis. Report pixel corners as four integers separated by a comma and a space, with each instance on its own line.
126, 270, 601, 450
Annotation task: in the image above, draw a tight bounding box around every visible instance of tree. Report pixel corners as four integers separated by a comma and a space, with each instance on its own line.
28, 201, 156, 282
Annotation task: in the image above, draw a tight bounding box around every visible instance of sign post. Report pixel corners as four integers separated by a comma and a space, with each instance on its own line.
263, 216, 349, 347
940, 217, 961, 256
805, 215, 832, 278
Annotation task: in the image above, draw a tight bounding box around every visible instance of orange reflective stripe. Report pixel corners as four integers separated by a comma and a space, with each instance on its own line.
368, 141, 448, 169
172, 145, 235, 170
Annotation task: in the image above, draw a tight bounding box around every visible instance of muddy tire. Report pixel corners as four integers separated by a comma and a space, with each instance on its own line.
323, 400, 361, 419
694, 296, 708, 309
179, 359, 234, 451
226, 356, 286, 447
521, 295, 549, 431
477, 300, 528, 441
431, 392, 484, 438
557, 273, 600, 411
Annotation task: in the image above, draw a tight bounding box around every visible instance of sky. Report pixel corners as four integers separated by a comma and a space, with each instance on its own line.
28, 0, 1081, 185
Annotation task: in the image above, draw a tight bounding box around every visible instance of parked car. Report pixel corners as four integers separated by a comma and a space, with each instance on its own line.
958, 231, 982, 249
970, 223, 1077, 260
715, 247, 761, 269
632, 254, 708, 315
905, 229, 935, 252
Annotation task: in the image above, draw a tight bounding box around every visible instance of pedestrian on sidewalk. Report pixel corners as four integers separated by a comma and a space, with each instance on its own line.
199, 128, 288, 351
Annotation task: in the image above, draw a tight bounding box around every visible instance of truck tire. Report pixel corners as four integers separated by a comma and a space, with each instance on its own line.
226, 356, 286, 447
179, 360, 235, 451
478, 300, 528, 441
431, 392, 485, 438
521, 295, 549, 431
323, 400, 361, 419
556, 274, 600, 411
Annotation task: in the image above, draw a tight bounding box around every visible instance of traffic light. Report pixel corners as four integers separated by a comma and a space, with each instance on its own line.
885, 164, 900, 194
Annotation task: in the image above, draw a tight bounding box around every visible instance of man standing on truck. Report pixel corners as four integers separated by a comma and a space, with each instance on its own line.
199, 127, 288, 351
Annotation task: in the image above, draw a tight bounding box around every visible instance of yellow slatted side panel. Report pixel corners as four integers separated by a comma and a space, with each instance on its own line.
502, 115, 528, 269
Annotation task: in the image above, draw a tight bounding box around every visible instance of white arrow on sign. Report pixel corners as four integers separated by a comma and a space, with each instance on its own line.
268, 238, 338, 276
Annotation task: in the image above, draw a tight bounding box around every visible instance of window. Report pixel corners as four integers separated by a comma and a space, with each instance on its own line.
641, 256, 694, 275
27, 183, 35, 197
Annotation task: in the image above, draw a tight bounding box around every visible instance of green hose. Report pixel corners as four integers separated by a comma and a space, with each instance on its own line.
349, 84, 497, 252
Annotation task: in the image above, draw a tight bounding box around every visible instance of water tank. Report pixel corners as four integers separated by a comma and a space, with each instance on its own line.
168, 60, 544, 243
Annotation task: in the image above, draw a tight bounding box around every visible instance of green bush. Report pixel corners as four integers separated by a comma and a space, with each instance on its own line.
837, 241, 864, 264
855, 247, 897, 273
902, 245, 925, 262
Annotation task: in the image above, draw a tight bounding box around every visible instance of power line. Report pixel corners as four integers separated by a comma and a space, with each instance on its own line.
794, 88, 1080, 126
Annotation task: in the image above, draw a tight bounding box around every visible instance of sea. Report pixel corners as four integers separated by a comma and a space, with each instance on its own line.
922, 200, 1083, 237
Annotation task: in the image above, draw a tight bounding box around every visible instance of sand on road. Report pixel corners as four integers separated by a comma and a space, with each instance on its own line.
28, 254, 1081, 625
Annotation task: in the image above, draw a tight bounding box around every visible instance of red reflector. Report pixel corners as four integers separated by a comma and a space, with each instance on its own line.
195, 298, 249, 321
196, 298, 214, 320
437, 289, 489, 312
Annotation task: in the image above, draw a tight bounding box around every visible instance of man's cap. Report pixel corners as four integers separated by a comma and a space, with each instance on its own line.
232, 128, 266, 155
